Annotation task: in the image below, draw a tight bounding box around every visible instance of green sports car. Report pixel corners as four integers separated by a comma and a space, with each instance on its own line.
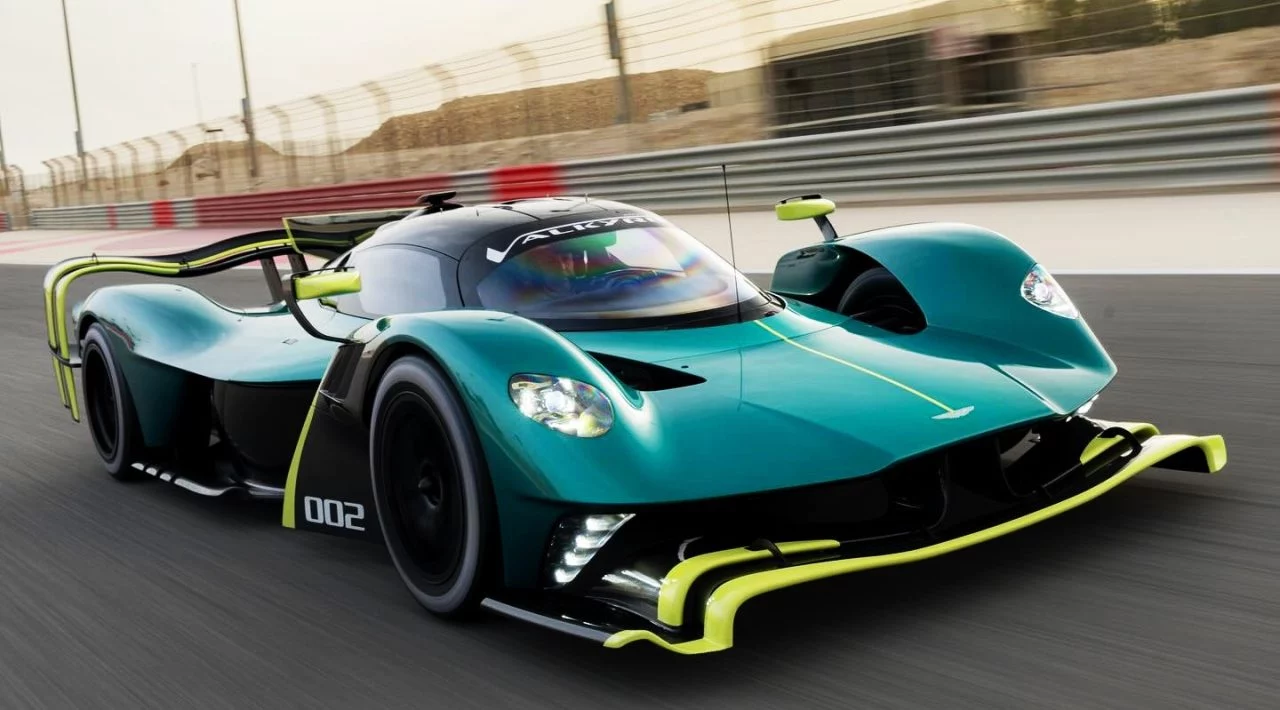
42, 191, 1226, 654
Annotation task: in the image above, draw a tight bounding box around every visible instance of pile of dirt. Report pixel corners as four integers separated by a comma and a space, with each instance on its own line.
165, 140, 283, 173
347, 69, 715, 154
1027, 25, 1280, 108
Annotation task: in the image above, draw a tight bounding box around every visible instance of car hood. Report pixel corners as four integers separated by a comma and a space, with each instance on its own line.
553, 302, 1113, 504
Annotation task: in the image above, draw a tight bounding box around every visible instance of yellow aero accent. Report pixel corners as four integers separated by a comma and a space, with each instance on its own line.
294, 270, 361, 301
282, 391, 321, 529
61, 360, 79, 421
775, 198, 835, 222
753, 319, 953, 413
657, 539, 840, 626
46, 260, 184, 421
606, 431, 1227, 654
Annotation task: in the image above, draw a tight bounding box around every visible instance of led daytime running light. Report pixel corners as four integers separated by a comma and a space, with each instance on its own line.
546, 514, 634, 587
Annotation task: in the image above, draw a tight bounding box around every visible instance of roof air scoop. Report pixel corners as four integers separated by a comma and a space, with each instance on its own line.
416, 191, 464, 214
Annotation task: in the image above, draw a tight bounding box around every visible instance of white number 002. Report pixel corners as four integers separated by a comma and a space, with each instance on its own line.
303, 496, 365, 531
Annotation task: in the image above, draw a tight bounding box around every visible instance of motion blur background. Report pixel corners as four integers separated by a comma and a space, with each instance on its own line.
2, 0, 1279, 219
0, 4, 1277, 707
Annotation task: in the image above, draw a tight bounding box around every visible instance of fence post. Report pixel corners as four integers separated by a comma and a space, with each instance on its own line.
43, 160, 60, 207
196, 123, 226, 195
122, 141, 144, 200
503, 43, 544, 162
102, 146, 123, 200
85, 152, 104, 204
0, 114, 8, 197
143, 136, 166, 198
267, 106, 299, 188
604, 0, 633, 125
425, 64, 459, 170
362, 80, 399, 177
58, 157, 80, 206
11, 165, 30, 228
310, 94, 344, 184
168, 130, 193, 196
267, 105, 299, 188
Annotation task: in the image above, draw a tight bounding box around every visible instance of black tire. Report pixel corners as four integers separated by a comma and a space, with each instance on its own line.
81, 323, 144, 480
369, 354, 496, 618
836, 267, 925, 333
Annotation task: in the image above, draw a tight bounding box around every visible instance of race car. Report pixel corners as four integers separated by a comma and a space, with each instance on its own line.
42, 191, 1227, 654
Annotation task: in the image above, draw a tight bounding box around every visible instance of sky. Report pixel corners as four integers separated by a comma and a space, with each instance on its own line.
0, 0, 935, 172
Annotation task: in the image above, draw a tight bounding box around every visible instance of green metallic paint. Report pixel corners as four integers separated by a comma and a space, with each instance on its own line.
364, 297, 1112, 509
78, 285, 365, 384
774, 221, 1115, 412
357, 275, 1116, 585
69, 216, 1125, 592
76, 284, 366, 450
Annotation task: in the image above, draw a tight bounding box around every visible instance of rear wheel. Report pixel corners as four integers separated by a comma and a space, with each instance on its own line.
81, 323, 144, 479
369, 355, 496, 618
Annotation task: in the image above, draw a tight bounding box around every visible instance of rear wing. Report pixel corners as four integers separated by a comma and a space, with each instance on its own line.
44, 207, 415, 421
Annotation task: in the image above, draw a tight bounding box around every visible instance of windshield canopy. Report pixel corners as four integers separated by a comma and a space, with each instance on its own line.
463, 215, 768, 329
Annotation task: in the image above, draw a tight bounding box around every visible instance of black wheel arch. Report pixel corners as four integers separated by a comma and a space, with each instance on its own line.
771, 244, 926, 333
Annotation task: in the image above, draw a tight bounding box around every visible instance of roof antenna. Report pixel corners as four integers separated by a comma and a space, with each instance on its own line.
719, 163, 742, 324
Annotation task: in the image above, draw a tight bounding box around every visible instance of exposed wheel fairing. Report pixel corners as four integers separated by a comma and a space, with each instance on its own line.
369, 355, 496, 617
81, 323, 144, 480
836, 266, 925, 333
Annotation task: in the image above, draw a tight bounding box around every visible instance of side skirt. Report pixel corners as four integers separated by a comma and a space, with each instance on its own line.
128, 461, 284, 499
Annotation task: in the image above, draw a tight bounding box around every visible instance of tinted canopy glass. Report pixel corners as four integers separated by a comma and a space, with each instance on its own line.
472, 221, 766, 326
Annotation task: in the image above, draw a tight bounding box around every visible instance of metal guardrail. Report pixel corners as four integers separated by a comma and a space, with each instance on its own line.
551, 84, 1279, 211
25, 84, 1280, 230
31, 205, 110, 229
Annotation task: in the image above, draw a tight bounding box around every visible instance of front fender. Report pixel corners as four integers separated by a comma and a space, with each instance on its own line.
773, 222, 1116, 409
359, 310, 653, 499
353, 310, 655, 587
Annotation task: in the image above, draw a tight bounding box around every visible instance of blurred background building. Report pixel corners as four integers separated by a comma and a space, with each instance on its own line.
5, 0, 1280, 216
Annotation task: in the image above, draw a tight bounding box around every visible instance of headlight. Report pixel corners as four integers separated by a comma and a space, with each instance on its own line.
1021, 264, 1078, 319
508, 374, 614, 438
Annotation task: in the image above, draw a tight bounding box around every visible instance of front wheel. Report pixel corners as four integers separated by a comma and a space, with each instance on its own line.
836, 267, 925, 334
369, 354, 496, 618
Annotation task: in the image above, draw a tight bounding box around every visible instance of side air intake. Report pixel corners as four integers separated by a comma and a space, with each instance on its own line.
587, 352, 706, 392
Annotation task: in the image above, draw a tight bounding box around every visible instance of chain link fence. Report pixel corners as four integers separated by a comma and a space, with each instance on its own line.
8, 0, 1280, 221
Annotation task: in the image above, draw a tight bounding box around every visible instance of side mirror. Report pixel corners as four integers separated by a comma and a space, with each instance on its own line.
293, 269, 361, 301
776, 195, 838, 242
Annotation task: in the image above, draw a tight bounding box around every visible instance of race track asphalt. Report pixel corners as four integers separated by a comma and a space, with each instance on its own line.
0, 265, 1276, 709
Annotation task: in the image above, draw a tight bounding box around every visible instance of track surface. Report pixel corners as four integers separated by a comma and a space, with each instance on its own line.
1, 266, 1276, 709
